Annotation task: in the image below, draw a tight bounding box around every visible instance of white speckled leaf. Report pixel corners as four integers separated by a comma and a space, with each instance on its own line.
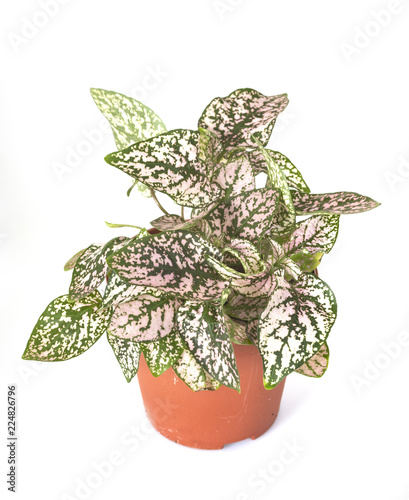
282, 215, 340, 256
203, 188, 279, 244
295, 341, 329, 378
141, 330, 184, 377
104, 129, 221, 208
109, 295, 179, 342
173, 349, 221, 392
254, 138, 295, 227
91, 88, 167, 197
69, 237, 129, 301
198, 88, 289, 151
292, 191, 380, 215
224, 291, 268, 322
22, 291, 111, 361
108, 231, 227, 300
269, 202, 297, 236
64, 248, 86, 271
107, 333, 141, 382
213, 152, 256, 198
177, 301, 240, 391
102, 272, 163, 309
259, 273, 337, 388
250, 149, 310, 193
265, 238, 301, 280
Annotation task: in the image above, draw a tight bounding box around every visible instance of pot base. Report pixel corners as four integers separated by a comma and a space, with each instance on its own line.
137, 344, 286, 450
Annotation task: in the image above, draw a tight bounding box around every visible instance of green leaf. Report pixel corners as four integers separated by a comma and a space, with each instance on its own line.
105, 221, 142, 230
177, 301, 240, 391
109, 295, 180, 342
90, 88, 167, 198
259, 273, 337, 388
198, 88, 289, 151
104, 129, 222, 208
108, 230, 227, 300
141, 330, 184, 377
292, 191, 381, 215
291, 252, 323, 273
173, 349, 221, 392
107, 333, 141, 382
64, 248, 86, 271
69, 237, 129, 301
295, 341, 329, 378
22, 291, 111, 361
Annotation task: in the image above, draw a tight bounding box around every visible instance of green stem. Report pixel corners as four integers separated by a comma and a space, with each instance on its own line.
150, 188, 169, 216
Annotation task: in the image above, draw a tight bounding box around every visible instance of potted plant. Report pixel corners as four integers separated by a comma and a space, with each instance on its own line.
22, 87, 380, 449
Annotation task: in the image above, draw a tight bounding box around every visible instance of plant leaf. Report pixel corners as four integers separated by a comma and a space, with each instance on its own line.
69, 237, 129, 301
259, 273, 337, 388
109, 295, 179, 342
22, 291, 111, 361
64, 248, 87, 271
223, 314, 252, 345
198, 88, 288, 151
102, 272, 163, 309
108, 230, 227, 300
107, 333, 141, 382
223, 239, 264, 274
141, 330, 184, 377
291, 252, 323, 273
212, 151, 256, 198
292, 191, 381, 215
203, 188, 279, 244
177, 301, 240, 391
173, 349, 221, 391
295, 341, 329, 378
104, 129, 222, 208
224, 291, 268, 322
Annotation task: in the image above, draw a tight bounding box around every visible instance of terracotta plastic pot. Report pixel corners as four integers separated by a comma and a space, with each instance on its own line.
137, 343, 286, 450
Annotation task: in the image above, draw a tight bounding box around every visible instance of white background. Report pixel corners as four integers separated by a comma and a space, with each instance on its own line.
1, 1, 408, 499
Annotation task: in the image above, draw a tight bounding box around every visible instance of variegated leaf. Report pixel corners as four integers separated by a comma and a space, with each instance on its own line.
141, 330, 184, 377
224, 291, 268, 322
64, 248, 86, 271
259, 273, 337, 388
69, 237, 129, 301
104, 130, 221, 208
207, 255, 275, 298
91, 88, 167, 197
254, 138, 295, 226
250, 149, 310, 193
108, 231, 227, 300
291, 252, 323, 273
266, 238, 302, 280
295, 341, 329, 378
150, 214, 185, 231
150, 214, 213, 240
198, 127, 223, 174
109, 295, 179, 342
224, 314, 252, 345
282, 215, 339, 256
212, 152, 256, 198
203, 188, 279, 244
107, 332, 141, 382
292, 191, 380, 215
22, 291, 111, 361
223, 239, 264, 274
177, 301, 240, 391
102, 271, 163, 309
198, 88, 289, 151
173, 349, 221, 391
246, 318, 259, 347
269, 202, 296, 236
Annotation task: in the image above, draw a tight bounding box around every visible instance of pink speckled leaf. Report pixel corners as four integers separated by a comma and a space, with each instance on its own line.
64, 248, 86, 271
108, 231, 227, 300
207, 255, 275, 298
104, 129, 221, 208
223, 314, 252, 345
265, 238, 302, 280
173, 349, 221, 392
69, 236, 129, 301
198, 88, 289, 151
109, 295, 179, 342
107, 333, 141, 382
198, 127, 223, 175
295, 341, 329, 378
212, 151, 256, 198
259, 273, 337, 388
223, 239, 264, 274
292, 191, 380, 215
150, 214, 213, 240
150, 214, 185, 231
203, 188, 280, 244
250, 149, 310, 193
177, 301, 240, 391
22, 291, 111, 361
91, 88, 167, 197
102, 272, 163, 309
141, 330, 184, 377
246, 319, 259, 347
224, 291, 268, 322
282, 215, 339, 256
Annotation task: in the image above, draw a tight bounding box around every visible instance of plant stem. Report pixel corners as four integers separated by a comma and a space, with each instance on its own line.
181, 206, 185, 221
150, 188, 169, 216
